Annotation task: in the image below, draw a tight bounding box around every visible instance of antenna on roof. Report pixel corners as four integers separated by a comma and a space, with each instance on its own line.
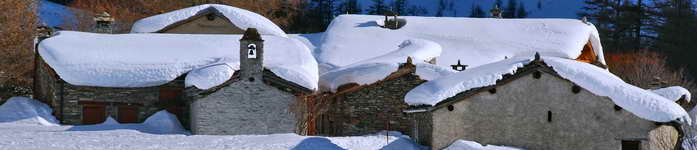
451, 60, 468, 71
581, 16, 590, 25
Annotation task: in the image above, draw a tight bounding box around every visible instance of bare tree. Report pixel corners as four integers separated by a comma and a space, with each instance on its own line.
0, 0, 38, 101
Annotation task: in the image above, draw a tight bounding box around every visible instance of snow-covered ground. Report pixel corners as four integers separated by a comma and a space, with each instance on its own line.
0, 97, 425, 150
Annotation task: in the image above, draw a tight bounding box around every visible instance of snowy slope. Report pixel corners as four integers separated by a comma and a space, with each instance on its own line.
39, 31, 318, 90
406, 56, 691, 124
131, 4, 287, 37
353, 0, 584, 18
318, 15, 603, 72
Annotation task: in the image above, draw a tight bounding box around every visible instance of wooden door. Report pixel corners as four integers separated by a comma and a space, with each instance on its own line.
82, 104, 106, 125
159, 88, 183, 120
118, 105, 139, 123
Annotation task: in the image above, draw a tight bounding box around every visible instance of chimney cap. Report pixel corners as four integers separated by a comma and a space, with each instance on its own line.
94, 12, 114, 22
241, 28, 263, 41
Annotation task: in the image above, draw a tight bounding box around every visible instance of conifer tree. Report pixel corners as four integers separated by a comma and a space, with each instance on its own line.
517, 2, 528, 18
504, 0, 518, 18
367, 0, 388, 15
470, 4, 486, 18
338, 0, 362, 14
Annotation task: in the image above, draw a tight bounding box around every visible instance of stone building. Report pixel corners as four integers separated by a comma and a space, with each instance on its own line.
130, 4, 287, 37
187, 29, 313, 135
403, 56, 690, 150
33, 5, 319, 133
317, 60, 428, 136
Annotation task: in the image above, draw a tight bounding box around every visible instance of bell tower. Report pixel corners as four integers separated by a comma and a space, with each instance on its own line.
239, 28, 264, 83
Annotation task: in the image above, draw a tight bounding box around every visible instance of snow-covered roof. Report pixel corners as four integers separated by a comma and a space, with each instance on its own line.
406, 56, 691, 124
317, 15, 604, 71
319, 39, 453, 92
130, 4, 287, 37
652, 86, 692, 102
38, 31, 318, 90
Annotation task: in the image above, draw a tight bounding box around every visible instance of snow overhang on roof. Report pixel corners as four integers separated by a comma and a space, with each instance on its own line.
405, 56, 691, 125
130, 4, 287, 37
317, 15, 605, 71
38, 31, 317, 90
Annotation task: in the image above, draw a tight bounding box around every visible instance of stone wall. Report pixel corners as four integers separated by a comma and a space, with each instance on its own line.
59, 82, 181, 125
161, 14, 245, 34
188, 79, 298, 135
420, 70, 673, 150
35, 57, 185, 125
318, 72, 426, 136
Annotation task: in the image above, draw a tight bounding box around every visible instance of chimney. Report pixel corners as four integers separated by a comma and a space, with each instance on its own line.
93, 12, 114, 34
450, 60, 468, 71
239, 28, 264, 83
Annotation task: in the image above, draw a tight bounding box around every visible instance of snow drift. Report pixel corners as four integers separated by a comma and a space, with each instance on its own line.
317, 15, 604, 71
651, 86, 691, 102
0, 97, 59, 126
444, 140, 524, 150
131, 4, 287, 37
39, 31, 318, 90
319, 39, 452, 92
406, 56, 691, 124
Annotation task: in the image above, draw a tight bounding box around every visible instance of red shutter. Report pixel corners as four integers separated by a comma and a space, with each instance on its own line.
82, 104, 106, 125
117, 105, 139, 123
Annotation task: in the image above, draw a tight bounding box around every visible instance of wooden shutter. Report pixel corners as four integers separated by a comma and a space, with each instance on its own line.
82, 104, 106, 125
117, 105, 139, 123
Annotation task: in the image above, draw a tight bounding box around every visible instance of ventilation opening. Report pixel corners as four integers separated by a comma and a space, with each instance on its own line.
621, 140, 640, 150
614, 105, 622, 111
248, 77, 255, 82
572, 85, 581, 94
547, 111, 552, 122
488, 88, 497, 94
447, 105, 454, 111
533, 71, 541, 79
206, 14, 216, 21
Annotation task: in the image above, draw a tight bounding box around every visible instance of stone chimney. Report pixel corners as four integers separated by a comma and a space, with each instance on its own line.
239, 28, 264, 83
384, 11, 399, 29
93, 12, 114, 34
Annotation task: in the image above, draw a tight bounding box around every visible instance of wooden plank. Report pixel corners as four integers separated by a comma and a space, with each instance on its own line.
82, 104, 106, 125
118, 105, 139, 123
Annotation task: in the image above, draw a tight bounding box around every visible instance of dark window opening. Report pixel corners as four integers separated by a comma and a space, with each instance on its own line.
621, 140, 640, 150
533, 71, 541, 79
248, 77, 255, 82
206, 14, 216, 21
614, 105, 623, 111
547, 111, 552, 122
572, 85, 581, 94
447, 105, 454, 111
488, 88, 497, 94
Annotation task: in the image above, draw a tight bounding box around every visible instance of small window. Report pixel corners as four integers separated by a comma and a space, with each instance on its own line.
447, 105, 454, 111
621, 140, 640, 150
533, 71, 541, 79
547, 111, 552, 122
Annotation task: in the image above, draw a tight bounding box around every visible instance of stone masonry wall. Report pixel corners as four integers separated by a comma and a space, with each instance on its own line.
425, 71, 668, 150
320, 73, 426, 136
34, 58, 60, 120
189, 80, 297, 135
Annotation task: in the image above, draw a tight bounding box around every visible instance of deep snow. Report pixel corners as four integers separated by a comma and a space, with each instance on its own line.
131, 4, 287, 37
39, 31, 318, 90
444, 140, 524, 150
319, 39, 453, 92
0, 97, 424, 150
318, 15, 603, 72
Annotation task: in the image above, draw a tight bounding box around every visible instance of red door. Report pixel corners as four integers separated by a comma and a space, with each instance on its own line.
82, 104, 106, 125
118, 105, 139, 123
159, 88, 183, 120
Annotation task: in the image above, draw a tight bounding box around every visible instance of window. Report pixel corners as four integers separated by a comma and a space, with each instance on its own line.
621, 140, 641, 150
